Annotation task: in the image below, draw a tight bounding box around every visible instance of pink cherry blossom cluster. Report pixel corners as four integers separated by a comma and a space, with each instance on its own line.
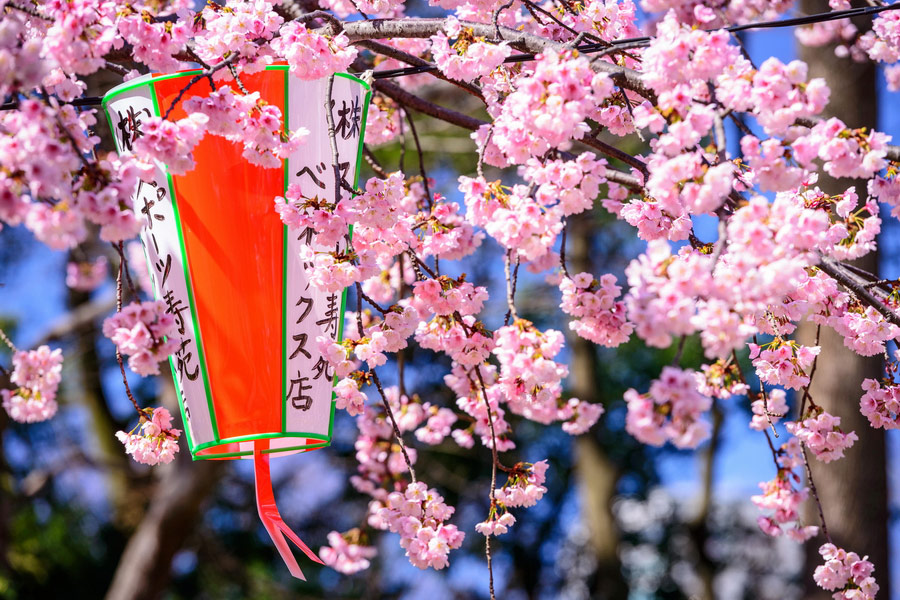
559, 272, 632, 347
793, 119, 890, 180
132, 114, 209, 176
695, 360, 750, 400
459, 153, 607, 261
431, 18, 511, 83
496, 460, 548, 508
416, 313, 495, 368
411, 276, 487, 317
271, 22, 357, 81
860, 377, 900, 430
193, 0, 283, 72
786, 409, 858, 464
474, 507, 516, 537
623, 241, 717, 350
415, 194, 484, 261
1, 100, 143, 250
858, 10, 900, 90
749, 339, 820, 391
102, 301, 179, 377
534, 0, 641, 44
752, 437, 819, 542
0, 14, 49, 98
444, 362, 515, 451
334, 375, 368, 416
373, 482, 465, 570
492, 319, 602, 433
813, 543, 879, 600
1, 345, 64, 423
117, 8, 190, 73
184, 87, 309, 168
749, 388, 788, 432
115, 406, 181, 466
524, 152, 609, 217
475, 460, 548, 537
624, 366, 712, 449
364, 97, 402, 146
38, 0, 120, 75
320, 0, 402, 18
641, 12, 740, 111
486, 50, 613, 164
414, 405, 458, 445
319, 530, 377, 575
642, 0, 793, 27
352, 303, 421, 370
351, 389, 423, 499
275, 182, 345, 247
722, 58, 829, 137
784, 268, 898, 359
66, 256, 108, 292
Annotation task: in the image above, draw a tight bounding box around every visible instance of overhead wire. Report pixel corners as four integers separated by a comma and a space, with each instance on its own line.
2, 1, 899, 111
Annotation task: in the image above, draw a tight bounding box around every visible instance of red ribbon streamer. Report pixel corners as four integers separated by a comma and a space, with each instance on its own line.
254, 439, 324, 580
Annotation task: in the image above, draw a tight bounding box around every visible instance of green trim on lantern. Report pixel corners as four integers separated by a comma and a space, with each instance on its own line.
335, 71, 372, 93
101, 74, 155, 109
148, 80, 221, 451
281, 66, 290, 435
101, 91, 199, 453
190, 431, 330, 460
102, 70, 206, 109
165, 167, 220, 448
190, 441, 329, 461
325, 78, 372, 440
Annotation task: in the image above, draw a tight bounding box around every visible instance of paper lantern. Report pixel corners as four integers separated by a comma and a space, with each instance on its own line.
102, 66, 370, 579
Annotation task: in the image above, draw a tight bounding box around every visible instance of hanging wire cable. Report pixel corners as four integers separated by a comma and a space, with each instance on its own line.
2, 1, 899, 111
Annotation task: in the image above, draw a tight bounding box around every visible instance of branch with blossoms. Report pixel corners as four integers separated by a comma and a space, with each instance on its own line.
7, 0, 900, 596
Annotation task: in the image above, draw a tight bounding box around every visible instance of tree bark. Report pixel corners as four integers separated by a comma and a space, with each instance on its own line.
797, 3, 890, 597
105, 376, 225, 600
568, 212, 630, 599
104, 453, 224, 600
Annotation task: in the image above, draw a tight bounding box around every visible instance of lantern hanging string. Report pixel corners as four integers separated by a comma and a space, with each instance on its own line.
1, 1, 899, 112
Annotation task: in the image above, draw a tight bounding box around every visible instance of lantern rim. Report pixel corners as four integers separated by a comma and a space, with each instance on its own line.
191, 432, 330, 461
101, 66, 372, 111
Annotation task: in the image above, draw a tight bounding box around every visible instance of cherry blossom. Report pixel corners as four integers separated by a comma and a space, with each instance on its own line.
320, 529, 378, 574
1, 345, 63, 423
813, 543, 879, 599
116, 406, 181, 466
625, 366, 712, 449
102, 301, 179, 376
860, 378, 900, 430
66, 256, 108, 292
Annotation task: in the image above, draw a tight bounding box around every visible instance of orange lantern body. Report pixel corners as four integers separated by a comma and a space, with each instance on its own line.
102, 67, 370, 578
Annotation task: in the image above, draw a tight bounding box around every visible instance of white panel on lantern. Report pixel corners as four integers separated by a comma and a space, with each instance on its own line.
105, 84, 216, 450
283, 75, 367, 436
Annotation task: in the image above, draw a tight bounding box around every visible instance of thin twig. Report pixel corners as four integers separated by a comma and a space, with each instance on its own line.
818, 257, 900, 327
0, 328, 17, 352
798, 324, 822, 418
355, 282, 389, 315
559, 221, 571, 278
404, 109, 433, 206
115, 256, 142, 416
801, 445, 832, 543
371, 369, 418, 485
472, 364, 499, 600
503, 250, 519, 326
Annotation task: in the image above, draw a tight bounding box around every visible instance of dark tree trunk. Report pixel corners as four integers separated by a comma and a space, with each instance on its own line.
104, 376, 225, 600
797, 2, 890, 597
568, 212, 630, 599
